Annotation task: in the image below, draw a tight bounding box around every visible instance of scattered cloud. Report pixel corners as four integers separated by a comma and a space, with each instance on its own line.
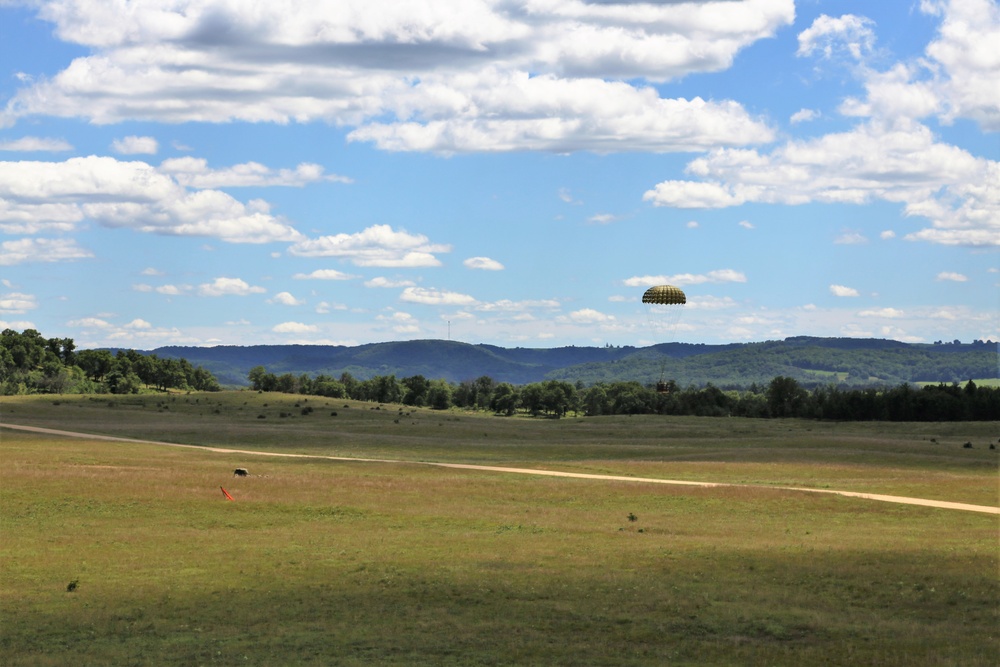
796, 14, 877, 61
197, 277, 266, 297
624, 269, 747, 287
936, 271, 968, 282
315, 301, 347, 314
1, 0, 792, 153
858, 307, 905, 318
0, 292, 37, 314
643, 0, 1000, 247
0, 237, 93, 265
464, 256, 504, 271
269, 291, 304, 306
835, 231, 868, 245
273, 321, 318, 333
365, 277, 416, 288
289, 224, 451, 267
587, 213, 619, 225
0, 136, 72, 152
790, 108, 820, 124
643, 119, 999, 247
111, 135, 158, 155
67, 316, 112, 328
562, 308, 615, 324
686, 295, 738, 310
880, 230, 896, 239
377, 311, 421, 334
558, 188, 581, 205
830, 284, 860, 297
0, 156, 304, 242
399, 286, 476, 306
160, 158, 351, 188
293, 269, 357, 281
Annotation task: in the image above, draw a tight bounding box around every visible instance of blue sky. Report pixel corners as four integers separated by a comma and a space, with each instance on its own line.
1, 0, 997, 350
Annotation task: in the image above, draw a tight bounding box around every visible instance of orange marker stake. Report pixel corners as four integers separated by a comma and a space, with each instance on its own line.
220, 486, 234, 501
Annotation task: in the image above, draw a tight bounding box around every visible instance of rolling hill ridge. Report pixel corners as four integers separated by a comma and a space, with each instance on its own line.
148, 337, 998, 389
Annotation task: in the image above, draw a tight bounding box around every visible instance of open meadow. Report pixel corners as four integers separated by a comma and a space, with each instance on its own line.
1, 392, 998, 665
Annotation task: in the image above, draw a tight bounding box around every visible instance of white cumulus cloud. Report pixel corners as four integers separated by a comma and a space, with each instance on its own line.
624, 269, 746, 287
0, 237, 93, 265
111, 135, 159, 155
365, 276, 416, 288
643, 119, 999, 247
197, 277, 266, 297
0, 156, 304, 242
464, 256, 504, 271
289, 224, 451, 267
0, 292, 38, 314
273, 322, 318, 333
159, 157, 350, 188
269, 291, 304, 306
399, 286, 476, 306
0, 136, 72, 152
830, 284, 860, 297
2, 0, 792, 153
796, 14, 877, 61
293, 269, 357, 280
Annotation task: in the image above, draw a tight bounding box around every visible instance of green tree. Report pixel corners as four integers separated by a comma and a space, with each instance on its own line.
248, 366, 276, 391
490, 383, 519, 416
427, 379, 453, 410
767, 376, 807, 418
402, 375, 430, 406
473, 375, 496, 410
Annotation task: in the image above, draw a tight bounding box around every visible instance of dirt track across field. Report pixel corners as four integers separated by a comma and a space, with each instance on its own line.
3, 422, 998, 515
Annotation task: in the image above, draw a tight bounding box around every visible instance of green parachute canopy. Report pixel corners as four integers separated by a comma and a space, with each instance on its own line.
641, 285, 686, 306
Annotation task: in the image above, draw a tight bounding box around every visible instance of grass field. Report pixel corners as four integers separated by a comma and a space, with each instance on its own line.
2, 392, 998, 665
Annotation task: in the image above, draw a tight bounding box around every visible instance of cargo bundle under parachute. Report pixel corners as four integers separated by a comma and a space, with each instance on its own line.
641, 285, 686, 393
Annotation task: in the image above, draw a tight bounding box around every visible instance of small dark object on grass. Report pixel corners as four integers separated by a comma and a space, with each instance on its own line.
331, 411, 338, 417
627, 513, 638, 522
990, 444, 995, 450
233, 468, 249, 477
66, 580, 79, 593
963, 441, 973, 448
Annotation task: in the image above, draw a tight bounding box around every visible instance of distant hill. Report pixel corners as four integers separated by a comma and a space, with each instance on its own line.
147, 337, 998, 389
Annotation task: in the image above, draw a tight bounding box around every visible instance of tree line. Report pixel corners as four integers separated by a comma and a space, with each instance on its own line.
1, 329, 220, 395
248, 366, 999, 422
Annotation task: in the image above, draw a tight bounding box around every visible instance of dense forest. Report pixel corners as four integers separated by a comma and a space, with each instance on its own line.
0, 329, 220, 395
246, 366, 1000, 422
3, 329, 997, 422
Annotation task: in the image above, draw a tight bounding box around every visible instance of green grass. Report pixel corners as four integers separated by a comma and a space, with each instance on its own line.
1, 393, 998, 665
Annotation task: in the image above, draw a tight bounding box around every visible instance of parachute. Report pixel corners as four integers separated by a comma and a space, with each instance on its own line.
641, 285, 686, 392
641, 285, 686, 306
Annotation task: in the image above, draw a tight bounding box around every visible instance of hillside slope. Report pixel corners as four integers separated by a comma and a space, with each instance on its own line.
149, 338, 998, 389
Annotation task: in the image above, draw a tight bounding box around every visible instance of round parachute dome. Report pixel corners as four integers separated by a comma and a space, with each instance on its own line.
642, 285, 686, 305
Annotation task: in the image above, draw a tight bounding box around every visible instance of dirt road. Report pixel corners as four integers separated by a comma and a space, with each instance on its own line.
3, 422, 997, 515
